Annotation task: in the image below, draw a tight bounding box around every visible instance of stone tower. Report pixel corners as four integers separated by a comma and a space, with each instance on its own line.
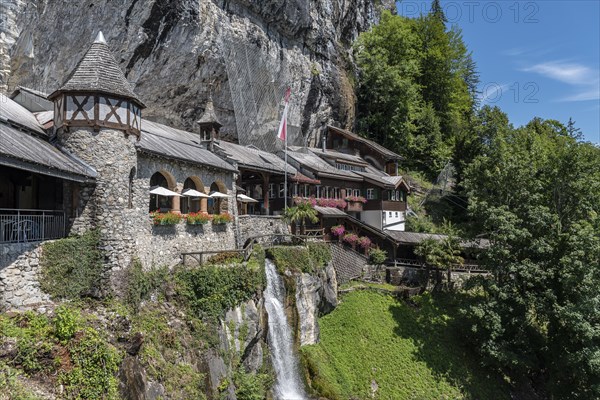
48, 31, 145, 275
197, 96, 222, 150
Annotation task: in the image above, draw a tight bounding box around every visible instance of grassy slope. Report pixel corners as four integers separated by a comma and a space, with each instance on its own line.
301, 291, 511, 400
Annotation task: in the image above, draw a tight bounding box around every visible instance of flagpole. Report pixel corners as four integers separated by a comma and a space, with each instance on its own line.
284, 127, 288, 210
278, 87, 291, 211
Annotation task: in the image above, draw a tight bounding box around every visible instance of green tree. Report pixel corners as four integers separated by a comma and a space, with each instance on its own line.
355, 10, 477, 178
284, 203, 318, 235
566, 116, 583, 140
463, 118, 600, 397
415, 221, 464, 287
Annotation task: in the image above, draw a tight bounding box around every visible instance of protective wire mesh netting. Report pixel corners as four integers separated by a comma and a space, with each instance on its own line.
221, 33, 306, 152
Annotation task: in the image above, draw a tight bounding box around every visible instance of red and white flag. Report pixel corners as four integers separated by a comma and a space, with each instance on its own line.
277, 87, 292, 141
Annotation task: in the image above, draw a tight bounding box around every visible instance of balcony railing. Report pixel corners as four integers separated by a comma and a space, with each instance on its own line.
0, 209, 66, 244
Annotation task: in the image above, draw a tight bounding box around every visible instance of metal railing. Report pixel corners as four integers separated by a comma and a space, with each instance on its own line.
0, 209, 66, 244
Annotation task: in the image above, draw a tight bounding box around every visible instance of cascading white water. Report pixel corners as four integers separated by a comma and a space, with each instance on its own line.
264, 259, 306, 400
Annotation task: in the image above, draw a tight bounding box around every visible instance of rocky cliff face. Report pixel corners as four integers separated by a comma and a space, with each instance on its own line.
1, 0, 393, 145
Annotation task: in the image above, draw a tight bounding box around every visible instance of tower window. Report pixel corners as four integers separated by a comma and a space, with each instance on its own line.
128, 167, 136, 209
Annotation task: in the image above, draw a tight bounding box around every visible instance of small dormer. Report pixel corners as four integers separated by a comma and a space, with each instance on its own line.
48, 32, 145, 137
197, 96, 222, 142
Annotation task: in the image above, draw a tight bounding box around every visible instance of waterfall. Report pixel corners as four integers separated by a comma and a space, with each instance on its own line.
264, 259, 306, 400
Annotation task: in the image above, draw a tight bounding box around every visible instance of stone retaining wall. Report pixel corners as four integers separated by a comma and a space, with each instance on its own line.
134, 221, 237, 268
237, 215, 289, 247
0, 242, 51, 311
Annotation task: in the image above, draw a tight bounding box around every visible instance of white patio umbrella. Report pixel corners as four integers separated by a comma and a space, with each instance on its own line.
149, 186, 182, 197
237, 194, 258, 203
181, 188, 209, 198
209, 191, 231, 199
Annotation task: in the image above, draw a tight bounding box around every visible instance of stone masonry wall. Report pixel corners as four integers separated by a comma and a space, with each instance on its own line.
135, 222, 236, 268
0, 242, 51, 311
58, 127, 138, 273
58, 125, 238, 273
237, 215, 289, 247
330, 242, 368, 283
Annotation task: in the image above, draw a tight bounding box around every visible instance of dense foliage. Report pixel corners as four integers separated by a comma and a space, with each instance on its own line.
463, 117, 600, 397
267, 243, 331, 274
0, 307, 122, 399
176, 248, 266, 320
301, 291, 510, 399
355, 8, 478, 178
284, 202, 319, 234
40, 230, 104, 300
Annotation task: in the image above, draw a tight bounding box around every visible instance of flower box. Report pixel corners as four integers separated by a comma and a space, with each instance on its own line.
151, 211, 182, 226
331, 225, 345, 238
343, 233, 359, 247
346, 201, 364, 212
186, 212, 211, 225
212, 213, 233, 225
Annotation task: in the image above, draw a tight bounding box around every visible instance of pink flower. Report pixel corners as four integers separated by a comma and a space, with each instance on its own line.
331, 225, 345, 236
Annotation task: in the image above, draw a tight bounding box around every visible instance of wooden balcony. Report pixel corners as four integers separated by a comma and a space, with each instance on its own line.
346, 201, 364, 212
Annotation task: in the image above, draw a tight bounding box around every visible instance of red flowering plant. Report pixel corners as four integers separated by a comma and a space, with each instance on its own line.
316, 198, 347, 209
330, 225, 345, 237
150, 211, 182, 226
345, 195, 367, 204
186, 212, 211, 225
212, 212, 233, 225
343, 233, 360, 246
358, 236, 372, 249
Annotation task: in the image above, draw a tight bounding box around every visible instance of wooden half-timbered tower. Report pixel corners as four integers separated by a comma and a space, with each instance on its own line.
49, 31, 146, 272
49, 32, 145, 136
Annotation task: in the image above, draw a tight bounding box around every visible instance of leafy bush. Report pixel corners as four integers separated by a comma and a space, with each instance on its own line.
186, 211, 211, 224
176, 261, 265, 320
40, 230, 104, 300
205, 252, 244, 265
0, 362, 39, 400
268, 244, 331, 274
124, 260, 171, 313
369, 248, 388, 265
233, 366, 273, 400
307, 243, 332, 267
53, 306, 81, 343
151, 211, 182, 225
59, 327, 122, 399
1, 309, 122, 399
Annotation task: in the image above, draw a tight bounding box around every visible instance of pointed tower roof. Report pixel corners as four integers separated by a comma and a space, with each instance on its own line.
196, 97, 222, 128
49, 32, 144, 107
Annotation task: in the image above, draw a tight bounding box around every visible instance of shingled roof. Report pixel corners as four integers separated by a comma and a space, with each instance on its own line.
196, 98, 222, 128
49, 32, 144, 107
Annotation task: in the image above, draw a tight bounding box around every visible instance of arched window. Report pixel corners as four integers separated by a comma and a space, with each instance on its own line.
149, 172, 171, 212
181, 178, 201, 214
128, 167, 136, 209
209, 181, 228, 214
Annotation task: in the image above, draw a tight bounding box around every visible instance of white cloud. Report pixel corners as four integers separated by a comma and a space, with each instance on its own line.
523, 61, 599, 102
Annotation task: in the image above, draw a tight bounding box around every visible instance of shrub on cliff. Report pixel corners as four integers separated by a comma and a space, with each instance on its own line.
40, 229, 104, 300
267, 243, 331, 274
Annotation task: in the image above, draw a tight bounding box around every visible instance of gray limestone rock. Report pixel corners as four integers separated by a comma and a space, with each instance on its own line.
1, 0, 394, 144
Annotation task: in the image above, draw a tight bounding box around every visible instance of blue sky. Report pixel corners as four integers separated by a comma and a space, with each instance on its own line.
397, 0, 600, 143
